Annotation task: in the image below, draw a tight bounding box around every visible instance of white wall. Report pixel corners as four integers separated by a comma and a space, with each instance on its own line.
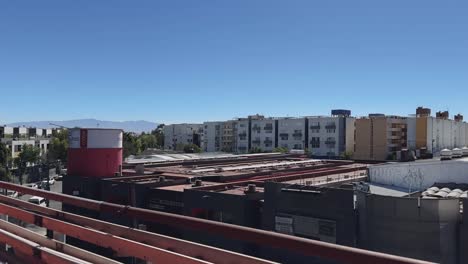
426, 118, 468, 154
369, 159, 468, 191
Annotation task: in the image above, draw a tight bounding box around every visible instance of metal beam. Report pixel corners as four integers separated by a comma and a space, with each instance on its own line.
0, 195, 273, 264
0, 181, 434, 264
0, 219, 121, 264
0, 202, 210, 264
0, 228, 90, 264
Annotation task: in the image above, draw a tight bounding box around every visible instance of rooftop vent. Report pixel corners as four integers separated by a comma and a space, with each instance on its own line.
245, 184, 257, 194
193, 179, 203, 187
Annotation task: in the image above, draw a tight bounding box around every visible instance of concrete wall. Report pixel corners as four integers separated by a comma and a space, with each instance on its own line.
369, 160, 468, 191
357, 192, 459, 264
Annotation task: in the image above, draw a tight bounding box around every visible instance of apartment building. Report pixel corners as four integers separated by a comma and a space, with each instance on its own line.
0, 126, 14, 138
202, 121, 223, 152
354, 115, 408, 160
307, 112, 355, 158
250, 118, 277, 152
163, 124, 203, 151
1, 126, 52, 161
221, 121, 235, 152
277, 118, 306, 150
233, 111, 355, 156
415, 107, 468, 154
234, 118, 250, 154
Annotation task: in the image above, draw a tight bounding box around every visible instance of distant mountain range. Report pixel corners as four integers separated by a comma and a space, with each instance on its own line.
6, 119, 159, 133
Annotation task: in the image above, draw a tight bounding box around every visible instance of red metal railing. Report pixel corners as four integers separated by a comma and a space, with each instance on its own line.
0, 181, 434, 264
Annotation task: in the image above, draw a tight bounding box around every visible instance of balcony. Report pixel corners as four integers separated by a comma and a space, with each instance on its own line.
279, 133, 289, 140
264, 140, 273, 145
292, 132, 303, 138
325, 124, 336, 129
325, 139, 336, 146
252, 139, 261, 144
310, 125, 321, 130
252, 126, 261, 132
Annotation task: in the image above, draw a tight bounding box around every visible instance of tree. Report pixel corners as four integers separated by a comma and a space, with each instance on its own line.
14, 144, 41, 184
140, 134, 158, 150
48, 130, 69, 162
151, 124, 165, 148
249, 147, 263, 154
340, 151, 353, 160
123, 132, 142, 158
273, 147, 289, 153
183, 144, 202, 153
0, 167, 10, 182
0, 142, 11, 168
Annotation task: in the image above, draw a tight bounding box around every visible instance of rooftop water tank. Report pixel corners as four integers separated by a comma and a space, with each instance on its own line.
67, 128, 123, 178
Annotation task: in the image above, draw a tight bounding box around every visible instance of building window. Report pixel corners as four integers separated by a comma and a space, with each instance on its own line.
311, 137, 320, 148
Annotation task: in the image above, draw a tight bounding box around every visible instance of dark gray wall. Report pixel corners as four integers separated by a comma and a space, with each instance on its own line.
460, 199, 468, 264
357, 192, 459, 264
262, 182, 357, 246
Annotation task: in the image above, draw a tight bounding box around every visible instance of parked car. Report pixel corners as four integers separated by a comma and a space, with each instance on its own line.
28, 196, 47, 207
54, 175, 63, 181
23, 183, 38, 189
6, 190, 18, 198
41, 178, 55, 186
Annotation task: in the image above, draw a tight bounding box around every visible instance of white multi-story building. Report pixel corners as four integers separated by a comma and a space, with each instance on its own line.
1, 126, 51, 162
0, 126, 14, 138
277, 118, 306, 150
307, 110, 355, 158
234, 119, 250, 154
163, 124, 203, 151
13, 127, 28, 138
202, 121, 223, 152
250, 118, 276, 152
202, 121, 236, 152
418, 116, 468, 154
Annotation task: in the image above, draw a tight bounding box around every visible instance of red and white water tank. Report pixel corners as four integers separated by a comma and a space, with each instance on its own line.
67, 128, 123, 178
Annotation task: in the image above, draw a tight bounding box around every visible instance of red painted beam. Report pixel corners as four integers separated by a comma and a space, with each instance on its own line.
0, 181, 433, 264
0, 218, 120, 264
0, 228, 87, 264
0, 195, 272, 264
0, 202, 209, 264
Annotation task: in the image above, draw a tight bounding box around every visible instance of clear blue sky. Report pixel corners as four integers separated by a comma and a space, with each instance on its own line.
1, 0, 467, 124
